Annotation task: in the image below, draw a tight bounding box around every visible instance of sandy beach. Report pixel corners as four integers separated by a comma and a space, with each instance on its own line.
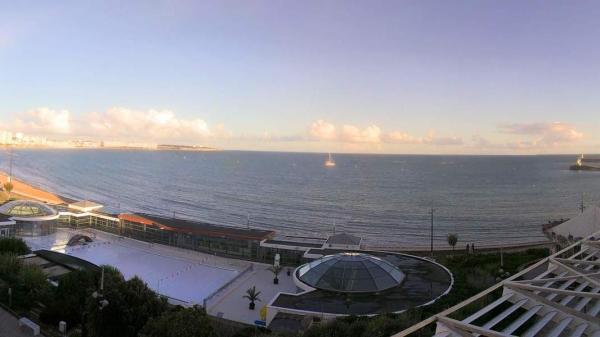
0, 171, 69, 204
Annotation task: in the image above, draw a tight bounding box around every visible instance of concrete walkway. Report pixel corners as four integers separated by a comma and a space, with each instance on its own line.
208, 264, 298, 325
0, 307, 32, 337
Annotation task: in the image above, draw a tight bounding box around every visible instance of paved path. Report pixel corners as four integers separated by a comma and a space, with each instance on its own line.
208, 264, 298, 325
0, 307, 32, 337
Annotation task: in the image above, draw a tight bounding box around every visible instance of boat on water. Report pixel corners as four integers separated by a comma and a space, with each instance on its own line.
325, 153, 336, 167
570, 154, 600, 171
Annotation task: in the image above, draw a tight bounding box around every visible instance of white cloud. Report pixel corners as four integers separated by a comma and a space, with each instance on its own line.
6, 107, 228, 143
309, 120, 336, 140
14, 107, 71, 134
499, 122, 583, 146
423, 134, 463, 146
308, 120, 463, 147
385, 131, 421, 144
87, 107, 218, 140
341, 124, 382, 143
385, 130, 462, 146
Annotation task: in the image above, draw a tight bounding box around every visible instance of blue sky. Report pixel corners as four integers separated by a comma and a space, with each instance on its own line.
1, 0, 599, 153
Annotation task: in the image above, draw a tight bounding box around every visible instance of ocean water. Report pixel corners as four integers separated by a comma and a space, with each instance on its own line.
3, 149, 599, 247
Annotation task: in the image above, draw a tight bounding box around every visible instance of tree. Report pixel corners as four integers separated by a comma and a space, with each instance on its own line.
18, 264, 51, 307
40, 269, 98, 329
447, 233, 458, 252
85, 267, 168, 337
119, 276, 168, 335
0, 253, 22, 283
142, 305, 214, 337
243, 286, 261, 310
268, 265, 283, 284
0, 238, 30, 255
3, 181, 13, 199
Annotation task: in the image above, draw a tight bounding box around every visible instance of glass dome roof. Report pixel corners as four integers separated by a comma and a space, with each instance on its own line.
0, 200, 58, 218
297, 252, 405, 293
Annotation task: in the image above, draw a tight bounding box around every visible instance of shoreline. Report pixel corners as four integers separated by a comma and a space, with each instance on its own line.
367, 239, 553, 254
0, 170, 553, 252
0, 171, 72, 204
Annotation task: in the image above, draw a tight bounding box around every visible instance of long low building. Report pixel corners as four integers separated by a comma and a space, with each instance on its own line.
0, 199, 276, 261
118, 213, 275, 259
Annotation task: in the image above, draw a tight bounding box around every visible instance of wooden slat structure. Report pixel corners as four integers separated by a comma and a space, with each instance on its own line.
393, 229, 600, 337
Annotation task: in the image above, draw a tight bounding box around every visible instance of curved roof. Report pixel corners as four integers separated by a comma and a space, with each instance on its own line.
297, 252, 405, 293
0, 200, 58, 219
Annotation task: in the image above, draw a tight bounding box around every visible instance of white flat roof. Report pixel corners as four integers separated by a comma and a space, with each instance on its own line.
23, 228, 244, 305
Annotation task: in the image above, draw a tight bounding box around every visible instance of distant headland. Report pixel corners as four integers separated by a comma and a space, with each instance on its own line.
0, 130, 220, 151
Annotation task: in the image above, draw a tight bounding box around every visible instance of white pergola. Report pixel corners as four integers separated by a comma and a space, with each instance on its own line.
392, 230, 600, 337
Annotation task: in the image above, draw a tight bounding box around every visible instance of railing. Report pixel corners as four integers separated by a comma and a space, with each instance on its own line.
390, 232, 598, 337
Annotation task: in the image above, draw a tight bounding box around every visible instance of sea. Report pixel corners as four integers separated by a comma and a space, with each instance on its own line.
2, 149, 599, 248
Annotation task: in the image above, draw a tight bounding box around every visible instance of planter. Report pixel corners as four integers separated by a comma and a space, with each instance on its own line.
249, 302, 255, 310
273, 278, 279, 284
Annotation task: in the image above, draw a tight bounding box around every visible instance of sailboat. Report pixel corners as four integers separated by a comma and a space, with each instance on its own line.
325, 153, 336, 167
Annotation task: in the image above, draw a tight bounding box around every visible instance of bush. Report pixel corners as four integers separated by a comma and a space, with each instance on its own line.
18, 263, 51, 306
0, 253, 22, 282
85, 268, 168, 337
0, 238, 30, 255
142, 305, 214, 337
40, 269, 99, 328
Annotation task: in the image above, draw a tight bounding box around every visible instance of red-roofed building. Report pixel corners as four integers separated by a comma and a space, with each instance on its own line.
117, 213, 275, 259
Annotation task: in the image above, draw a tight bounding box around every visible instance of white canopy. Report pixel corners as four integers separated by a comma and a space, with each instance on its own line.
550, 205, 600, 240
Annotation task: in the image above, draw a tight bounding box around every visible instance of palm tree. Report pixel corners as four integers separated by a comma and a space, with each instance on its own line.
3, 181, 13, 199
447, 233, 458, 252
268, 265, 283, 284
243, 286, 261, 310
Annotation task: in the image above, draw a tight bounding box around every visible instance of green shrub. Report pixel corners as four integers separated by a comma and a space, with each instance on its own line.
0, 238, 30, 255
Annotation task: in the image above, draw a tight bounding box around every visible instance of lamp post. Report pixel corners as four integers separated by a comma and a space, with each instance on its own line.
430, 208, 434, 258
86, 266, 109, 337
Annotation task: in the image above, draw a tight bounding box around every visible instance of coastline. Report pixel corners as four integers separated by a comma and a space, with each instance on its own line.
0, 171, 71, 204
367, 239, 553, 254
0, 170, 553, 252
1, 144, 221, 152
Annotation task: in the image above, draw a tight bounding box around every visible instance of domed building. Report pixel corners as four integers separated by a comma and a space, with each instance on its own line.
0, 200, 59, 236
267, 251, 453, 328
296, 252, 405, 293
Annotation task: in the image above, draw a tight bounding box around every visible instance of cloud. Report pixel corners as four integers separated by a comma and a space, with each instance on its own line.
89, 108, 202, 137
499, 122, 583, 146
422, 131, 463, 146
6, 107, 228, 143
385, 131, 421, 144
309, 120, 336, 140
341, 124, 382, 143
307, 120, 463, 147
14, 107, 71, 134
86, 107, 228, 141
385, 130, 462, 146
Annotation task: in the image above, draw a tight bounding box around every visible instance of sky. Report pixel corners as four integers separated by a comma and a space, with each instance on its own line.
1, 0, 599, 154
